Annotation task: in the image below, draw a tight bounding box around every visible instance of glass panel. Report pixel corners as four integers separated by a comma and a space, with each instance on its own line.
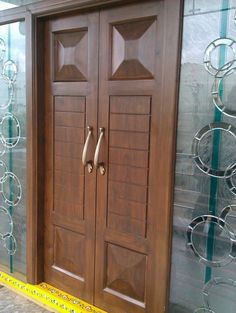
0, 0, 41, 11
169, 1, 236, 313
0, 21, 26, 277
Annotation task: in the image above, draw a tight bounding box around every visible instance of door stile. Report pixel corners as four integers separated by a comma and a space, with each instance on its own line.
43, 12, 99, 302
94, 1, 182, 312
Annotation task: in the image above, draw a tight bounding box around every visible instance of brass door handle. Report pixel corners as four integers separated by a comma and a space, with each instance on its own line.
82, 126, 93, 173
94, 127, 105, 175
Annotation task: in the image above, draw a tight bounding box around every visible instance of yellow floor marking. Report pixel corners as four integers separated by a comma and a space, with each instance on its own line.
0, 272, 107, 313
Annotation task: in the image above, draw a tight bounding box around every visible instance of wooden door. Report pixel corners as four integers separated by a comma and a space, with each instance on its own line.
43, 12, 99, 302
94, 1, 181, 312
42, 0, 181, 311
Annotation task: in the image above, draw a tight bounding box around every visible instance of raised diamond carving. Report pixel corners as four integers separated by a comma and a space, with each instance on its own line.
111, 18, 156, 80
106, 244, 147, 302
54, 30, 88, 81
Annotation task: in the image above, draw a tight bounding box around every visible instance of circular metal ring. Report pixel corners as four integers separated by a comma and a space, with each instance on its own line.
1, 171, 22, 206
0, 160, 7, 182
0, 113, 21, 148
204, 38, 236, 77
212, 61, 236, 118
2, 60, 17, 83
3, 233, 17, 255
0, 140, 5, 157
219, 205, 236, 235
203, 277, 236, 309
0, 38, 6, 62
0, 76, 14, 110
194, 309, 215, 313
192, 122, 236, 178
225, 163, 236, 196
186, 215, 236, 267
0, 206, 13, 239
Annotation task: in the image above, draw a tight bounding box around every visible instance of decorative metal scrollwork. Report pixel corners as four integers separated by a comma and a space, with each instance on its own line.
187, 215, 236, 267
0, 113, 21, 148
0, 206, 13, 239
203, 277, 236, 310
1, 172, 22, 206
2, 233, 17, 255
225, 163, 236, 196
2, 60, 18, 83
192, 122, 236, 178
0, 160, 7, 182
194, 309, 215, 313
0, 37, 21, 256
204, 38, 236, 77
0, 38, 5, 63
212, 60, 236, 118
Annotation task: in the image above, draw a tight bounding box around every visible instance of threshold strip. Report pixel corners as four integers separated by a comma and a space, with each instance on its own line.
0, 271, 107, 313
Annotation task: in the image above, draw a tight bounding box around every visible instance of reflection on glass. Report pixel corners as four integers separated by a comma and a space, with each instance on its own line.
0, 21, 26, 277
169, 1, 236, 313
0, 0, 41, 11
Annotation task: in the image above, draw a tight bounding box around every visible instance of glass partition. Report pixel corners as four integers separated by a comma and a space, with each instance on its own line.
0, 21, 26, 277
0, 0, 41, 11
169, 1, 236, 312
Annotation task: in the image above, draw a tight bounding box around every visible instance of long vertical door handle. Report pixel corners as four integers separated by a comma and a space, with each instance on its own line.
94, 127, 105, 175
82, 126, 93, 173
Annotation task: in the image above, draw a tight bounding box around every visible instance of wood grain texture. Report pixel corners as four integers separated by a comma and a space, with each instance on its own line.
27, 1, 182, 312
43, 12, 99, 302
94, 1, 182, 312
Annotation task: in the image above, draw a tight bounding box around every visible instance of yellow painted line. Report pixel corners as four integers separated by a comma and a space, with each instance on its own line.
0, 272, 107, 313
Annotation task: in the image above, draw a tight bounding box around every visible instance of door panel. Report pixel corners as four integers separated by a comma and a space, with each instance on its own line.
44, 13, 99, 302
42, 1, 181, 311
95, 1, 181, 312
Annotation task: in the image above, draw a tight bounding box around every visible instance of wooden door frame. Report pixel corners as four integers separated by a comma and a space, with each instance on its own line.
0, 0, 183, 310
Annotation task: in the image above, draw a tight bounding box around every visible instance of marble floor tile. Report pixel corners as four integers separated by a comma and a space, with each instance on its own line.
0, 285, 52, 312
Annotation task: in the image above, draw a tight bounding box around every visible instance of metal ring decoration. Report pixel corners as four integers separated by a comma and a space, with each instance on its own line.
203, 277, 236, 310
0, 160, 7, 182
0, 206, 13, 239
1, 172, 22, 206
0, 76, 14, 110
0, 38, 6, 63
0, 141, 5, 157
225, 163, 236, 196
3, 233, 17, 255
0, 113, 21, 148
192, 122, 236, 178
204, 38, 236, 77
219, 205, 236, 235
194, 309, 215, 313
186, 215, 236, 267
212, 61, 236, 118
2, 60, 18, 83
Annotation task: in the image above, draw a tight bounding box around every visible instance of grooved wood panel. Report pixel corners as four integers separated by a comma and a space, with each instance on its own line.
53, 96, 85, 220
107, 96, 151, 237
44, 12, 99, 303
94, 1, 181, 312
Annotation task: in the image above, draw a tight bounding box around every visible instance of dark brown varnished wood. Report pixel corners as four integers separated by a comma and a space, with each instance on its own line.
94, 1, 182, 312
43, 12, 99, 302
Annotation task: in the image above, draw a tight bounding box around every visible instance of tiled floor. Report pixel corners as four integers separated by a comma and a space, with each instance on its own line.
0, 285, 52, 312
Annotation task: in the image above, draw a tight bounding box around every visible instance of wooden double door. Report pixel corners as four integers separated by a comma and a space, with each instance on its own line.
43, 1, 181, 312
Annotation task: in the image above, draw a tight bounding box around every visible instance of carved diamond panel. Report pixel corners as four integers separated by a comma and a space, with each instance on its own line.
54, 29, 88, 81
106, 243, 147, 302
54, 227, 85, 279
111, 18, 156, 80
